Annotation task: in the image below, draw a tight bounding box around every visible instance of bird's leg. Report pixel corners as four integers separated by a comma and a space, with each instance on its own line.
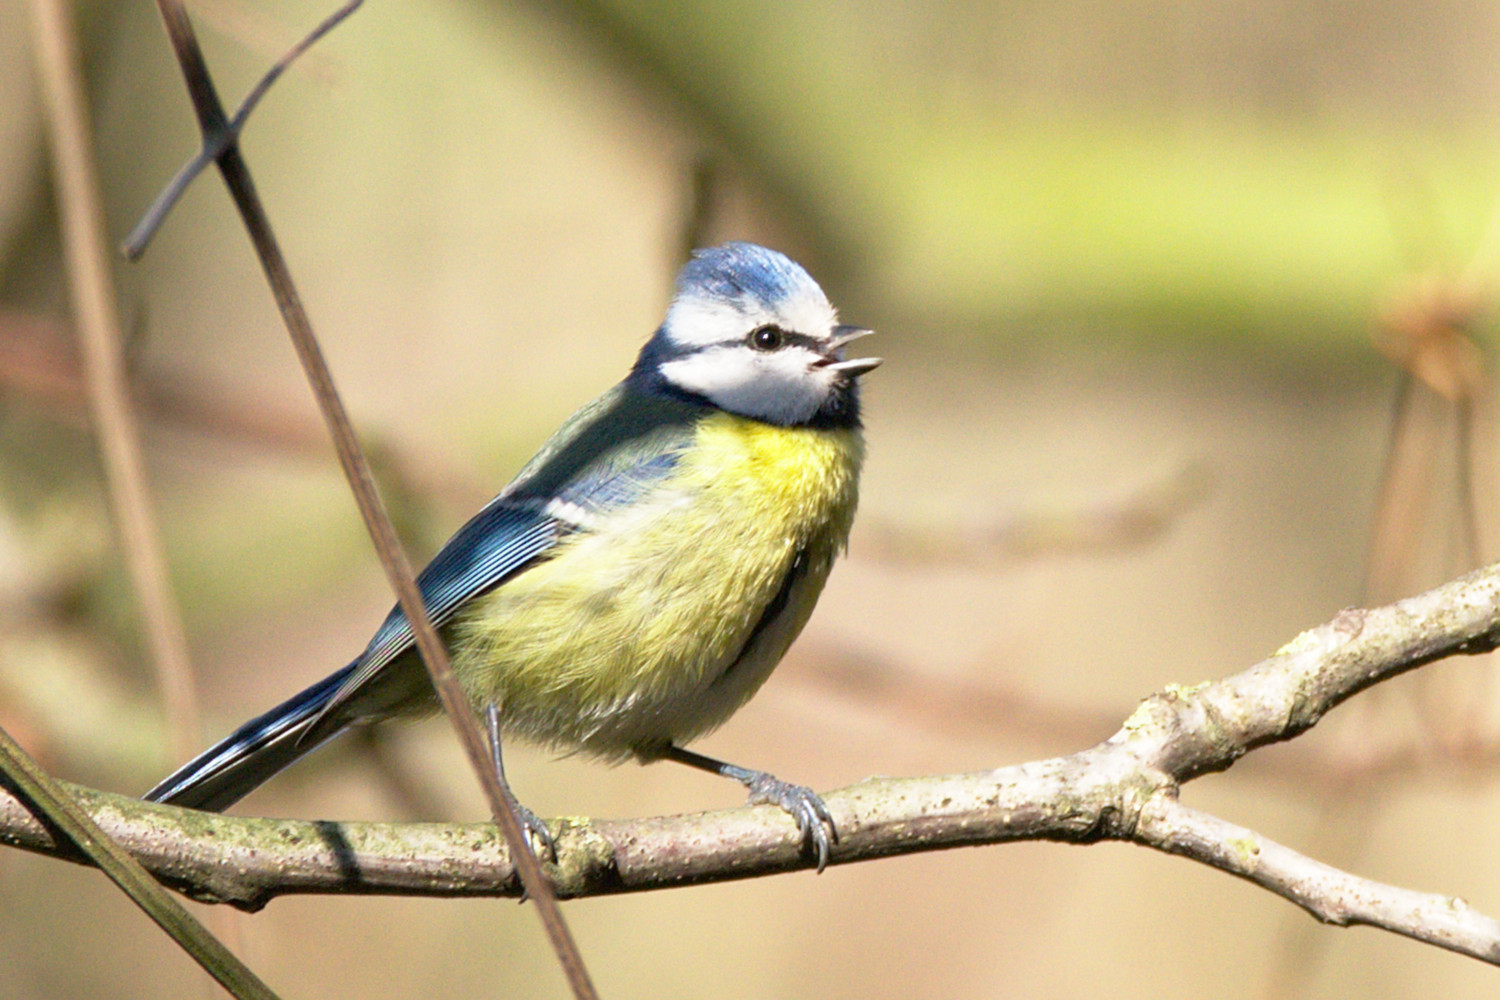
485, 703, 555, 859
662, 745, 836, 873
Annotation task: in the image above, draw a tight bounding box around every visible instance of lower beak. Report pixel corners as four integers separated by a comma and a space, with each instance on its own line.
823, 356, 882, 376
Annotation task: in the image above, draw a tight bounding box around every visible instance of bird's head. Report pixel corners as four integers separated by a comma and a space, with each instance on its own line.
633, 242, 880, 428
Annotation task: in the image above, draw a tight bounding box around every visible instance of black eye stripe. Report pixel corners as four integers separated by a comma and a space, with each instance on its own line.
705, 328, 824, 353
782, 331, 824, 351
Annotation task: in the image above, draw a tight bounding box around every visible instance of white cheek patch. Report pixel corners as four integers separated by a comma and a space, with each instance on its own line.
659, 346, 833, 425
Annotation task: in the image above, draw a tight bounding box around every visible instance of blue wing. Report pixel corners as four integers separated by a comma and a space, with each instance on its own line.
345, 499, 561, 691
326, 387, 705, 713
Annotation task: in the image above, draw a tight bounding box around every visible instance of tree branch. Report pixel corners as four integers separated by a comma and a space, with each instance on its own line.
6, 562, 1500, 961
1136, 796, 1500, 962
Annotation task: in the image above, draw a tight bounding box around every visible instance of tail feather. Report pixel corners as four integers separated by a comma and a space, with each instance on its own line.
144, 663, 358, 811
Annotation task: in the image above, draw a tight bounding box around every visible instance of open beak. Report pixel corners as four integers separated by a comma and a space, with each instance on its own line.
819, 325, 882, 376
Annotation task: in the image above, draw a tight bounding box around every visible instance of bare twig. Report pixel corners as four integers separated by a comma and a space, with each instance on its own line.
191, 0, 348, 87
29, 0, 201, 765
123, 0, 364, 259
1136, 796, 1500, 961
134, 3, 596, 996
9, 560, 1500, 962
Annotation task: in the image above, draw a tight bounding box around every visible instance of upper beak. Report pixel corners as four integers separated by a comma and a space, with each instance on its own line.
820, 325, 882, 376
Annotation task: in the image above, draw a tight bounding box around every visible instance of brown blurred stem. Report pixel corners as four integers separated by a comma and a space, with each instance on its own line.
1362, 368, 1423, 601
0, 314, 486, 513
1456, 393, 1483, 567
29, 0, 201, 765
8, 560, 1500, 962
862, 459, 1211, 565
532, 0, 848, 275
133, 3, 596, 996
678, 155, 722, 266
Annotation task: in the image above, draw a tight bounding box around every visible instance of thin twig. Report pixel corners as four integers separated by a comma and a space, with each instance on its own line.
1136, 796, 1500, 962
135, 3, 596, 996
124, 0, 364, 260
29, 0, 201, 766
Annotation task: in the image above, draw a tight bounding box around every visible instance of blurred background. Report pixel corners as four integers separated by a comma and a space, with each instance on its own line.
3, 1, 1500, 997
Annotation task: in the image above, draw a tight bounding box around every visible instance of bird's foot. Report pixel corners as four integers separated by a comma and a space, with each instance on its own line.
503, 798, 556, 862
740, 770, 837, 873
658, 745, 837, 872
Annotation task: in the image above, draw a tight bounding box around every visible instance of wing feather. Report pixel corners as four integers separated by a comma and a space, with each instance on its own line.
324, 387, 707, 717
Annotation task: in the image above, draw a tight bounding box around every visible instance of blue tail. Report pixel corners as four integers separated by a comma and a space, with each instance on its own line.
144, 663, 358, 811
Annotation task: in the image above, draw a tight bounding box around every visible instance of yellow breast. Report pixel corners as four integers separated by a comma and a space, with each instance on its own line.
686, 411, 864, 530
448, 411, 863, 758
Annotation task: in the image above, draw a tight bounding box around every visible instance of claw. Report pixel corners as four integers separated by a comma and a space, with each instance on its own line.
660, 746, 838, 872
508, 799, 556, 861
743, 772, 837, 873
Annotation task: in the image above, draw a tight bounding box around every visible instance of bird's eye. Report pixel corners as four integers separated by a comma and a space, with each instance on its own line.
748, 326, 784, 351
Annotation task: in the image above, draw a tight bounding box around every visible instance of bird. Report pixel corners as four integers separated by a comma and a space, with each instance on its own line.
144, 241, 880, 871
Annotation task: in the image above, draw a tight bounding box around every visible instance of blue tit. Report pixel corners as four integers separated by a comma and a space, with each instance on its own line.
145, 241, 879, 870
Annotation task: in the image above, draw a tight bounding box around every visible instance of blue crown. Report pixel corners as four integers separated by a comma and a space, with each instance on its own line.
675, 242, 820, 314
